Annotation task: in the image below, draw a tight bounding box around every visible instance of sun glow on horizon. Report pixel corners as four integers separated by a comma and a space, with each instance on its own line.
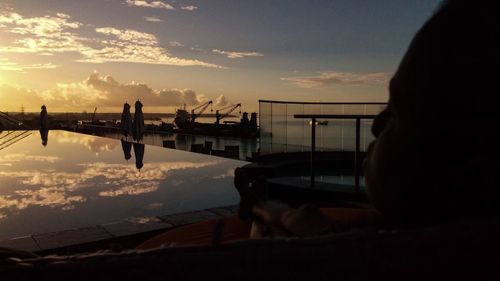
0, 0, 441, 113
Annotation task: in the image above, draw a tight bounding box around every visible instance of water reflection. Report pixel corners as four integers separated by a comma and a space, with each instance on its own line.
97, 131, 259, 161
0, 131, 245, 239
40, 129, 49, 147
56, 131, 118, 153
121, 139, 132, 161
133, 142, 145, 170
0, 161, 221, 220
0, 153, 60, 163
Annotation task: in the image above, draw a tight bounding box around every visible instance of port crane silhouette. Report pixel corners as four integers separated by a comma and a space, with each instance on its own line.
91, 107, 98, 123
190, 101, 212, 123
215, 103, 241, 125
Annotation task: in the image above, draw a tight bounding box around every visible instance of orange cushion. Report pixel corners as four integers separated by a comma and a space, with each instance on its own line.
137, 215, 252, 250
137, 208, 380, 250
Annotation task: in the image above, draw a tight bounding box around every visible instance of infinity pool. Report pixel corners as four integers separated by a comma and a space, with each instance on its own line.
0, 130, 246, 240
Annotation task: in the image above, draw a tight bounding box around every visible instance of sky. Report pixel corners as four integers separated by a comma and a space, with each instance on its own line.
0, 0, 441, 113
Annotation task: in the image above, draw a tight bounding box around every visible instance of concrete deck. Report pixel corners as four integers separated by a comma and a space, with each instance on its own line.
0, 205, 238, 253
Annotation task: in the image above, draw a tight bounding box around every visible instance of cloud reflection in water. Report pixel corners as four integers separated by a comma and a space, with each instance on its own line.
0, 160, 221, 219
0, 131, 243, 240
56, 131, 119, 153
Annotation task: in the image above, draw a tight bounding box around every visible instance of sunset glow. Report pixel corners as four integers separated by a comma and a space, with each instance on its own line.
0, 0, 440, 112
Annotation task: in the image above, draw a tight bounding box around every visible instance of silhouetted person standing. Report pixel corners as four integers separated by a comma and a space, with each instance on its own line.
39, 105, 49, 146
40, 105, 48, 130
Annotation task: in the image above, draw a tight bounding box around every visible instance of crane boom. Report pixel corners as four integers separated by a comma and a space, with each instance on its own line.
91, 107, 97, 122
191, 101, 213, 115
215, 103, 241, 124
190, 101, 213, 123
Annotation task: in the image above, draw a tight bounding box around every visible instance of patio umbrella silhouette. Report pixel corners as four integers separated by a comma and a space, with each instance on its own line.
133, 142, 145, 170
133, 100, 144, 141
40, 128, 49, 147
121, 138, 132, 161
120, 102, 133, 139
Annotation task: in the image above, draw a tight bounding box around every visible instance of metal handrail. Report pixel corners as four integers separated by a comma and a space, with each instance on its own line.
294, 114, 378, 191
0, 130, 32, 150
0, 111, 30, 129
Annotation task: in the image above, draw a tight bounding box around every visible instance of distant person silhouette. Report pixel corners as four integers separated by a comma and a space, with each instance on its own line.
39, 105, 49, 146
40, 105, 48, 130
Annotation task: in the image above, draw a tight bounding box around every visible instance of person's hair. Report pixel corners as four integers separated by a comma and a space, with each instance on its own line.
389, 0, 499, 223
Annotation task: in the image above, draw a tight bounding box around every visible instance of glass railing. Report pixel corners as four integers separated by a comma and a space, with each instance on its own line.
258, 100, 387, 192
259, 100, 387, 155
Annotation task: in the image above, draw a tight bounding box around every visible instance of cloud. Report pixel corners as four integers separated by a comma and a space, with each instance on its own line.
41, 72, 206, 107
0, 154, 61, 163
281, 71, 391, 88
56, 132, 119, 153
0, 160, 220, 215
0, 186, 85, 214
99, 182, 159, 197
0, 12, 82, 38
144, 16, 164, 22
95, 27, 158, 46
125, 0, 175, 10
212, 49, 263, 59
0, 11, 223, 68
181, 6, 198, 11
0, 72, 218, 110
169, 41, 183, 47
156, 88, 201, 106
0, 58, 59, 72
215, 95, 228, 107
81, 27, 222, 67
0, 84, 43, 109
0, 12, 87, 55
41, 75, 111, 107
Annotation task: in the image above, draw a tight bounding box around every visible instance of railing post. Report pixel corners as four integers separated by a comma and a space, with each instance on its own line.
293, 113, 380, 192
311, 117, 316, 187
355, 117, 361, 192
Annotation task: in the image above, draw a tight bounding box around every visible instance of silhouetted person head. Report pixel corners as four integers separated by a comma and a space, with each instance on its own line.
364, 0, 500, 225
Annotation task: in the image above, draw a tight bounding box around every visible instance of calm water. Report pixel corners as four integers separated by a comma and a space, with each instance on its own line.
100, 132, 259, 161
0, 130, 246, 240
156, 116, 258, 160
260, 119, 375, 155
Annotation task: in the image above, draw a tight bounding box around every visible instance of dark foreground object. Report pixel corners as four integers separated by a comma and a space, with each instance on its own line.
2, 219, 500, 281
